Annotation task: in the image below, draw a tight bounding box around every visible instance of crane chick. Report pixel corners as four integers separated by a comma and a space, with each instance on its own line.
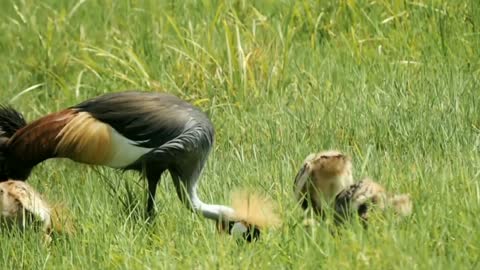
334, 177, 412, 227
0, 180, 75, 243
293, 150, 354, 220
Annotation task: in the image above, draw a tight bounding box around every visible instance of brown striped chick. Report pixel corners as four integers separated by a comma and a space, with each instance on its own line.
334, 177, 412, 227
0, 180, 74, 243
293, 150, 354, 223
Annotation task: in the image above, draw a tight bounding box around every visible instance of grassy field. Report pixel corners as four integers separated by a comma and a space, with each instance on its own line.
0, 0, 479, 269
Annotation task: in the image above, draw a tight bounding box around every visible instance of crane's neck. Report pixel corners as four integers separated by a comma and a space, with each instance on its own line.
171, 160, 237, 224
189, 189, 236, 221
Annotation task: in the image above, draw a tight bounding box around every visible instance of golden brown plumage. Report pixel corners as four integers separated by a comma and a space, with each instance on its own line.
55, 111, 114, 165
293, 150, 354, 217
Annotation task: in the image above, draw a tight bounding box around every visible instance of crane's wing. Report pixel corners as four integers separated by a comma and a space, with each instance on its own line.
71, 91, 213, 149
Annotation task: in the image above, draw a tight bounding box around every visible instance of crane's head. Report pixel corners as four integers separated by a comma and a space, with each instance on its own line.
216, 189, 282, 243
0, 105, 30, 182
0, 135, 33, 181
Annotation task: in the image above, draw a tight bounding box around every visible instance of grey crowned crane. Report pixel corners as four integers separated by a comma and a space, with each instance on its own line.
0, 90, 279, 241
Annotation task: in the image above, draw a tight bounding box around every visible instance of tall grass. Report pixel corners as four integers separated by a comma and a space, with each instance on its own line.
0, 0, 479, 269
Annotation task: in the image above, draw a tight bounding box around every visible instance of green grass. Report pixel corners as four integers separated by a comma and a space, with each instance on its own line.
1, 0, 479, 269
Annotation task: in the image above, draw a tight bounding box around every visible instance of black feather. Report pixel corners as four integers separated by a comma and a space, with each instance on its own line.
0, 105, 27, 138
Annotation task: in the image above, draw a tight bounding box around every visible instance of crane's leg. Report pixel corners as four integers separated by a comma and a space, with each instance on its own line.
169, 168, 260, 242
169, 168, 235, 220
144, 128, 234, 221
169, 169, 198, 211
145, 164, 166, 219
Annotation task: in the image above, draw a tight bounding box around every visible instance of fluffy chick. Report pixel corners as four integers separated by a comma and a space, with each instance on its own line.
0, 180, 75, 243
334, 177, 412, 227
293, 150, 354, 218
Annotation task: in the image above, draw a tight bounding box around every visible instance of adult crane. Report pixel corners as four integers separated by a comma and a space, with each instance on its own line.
0, 90, 261, 240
